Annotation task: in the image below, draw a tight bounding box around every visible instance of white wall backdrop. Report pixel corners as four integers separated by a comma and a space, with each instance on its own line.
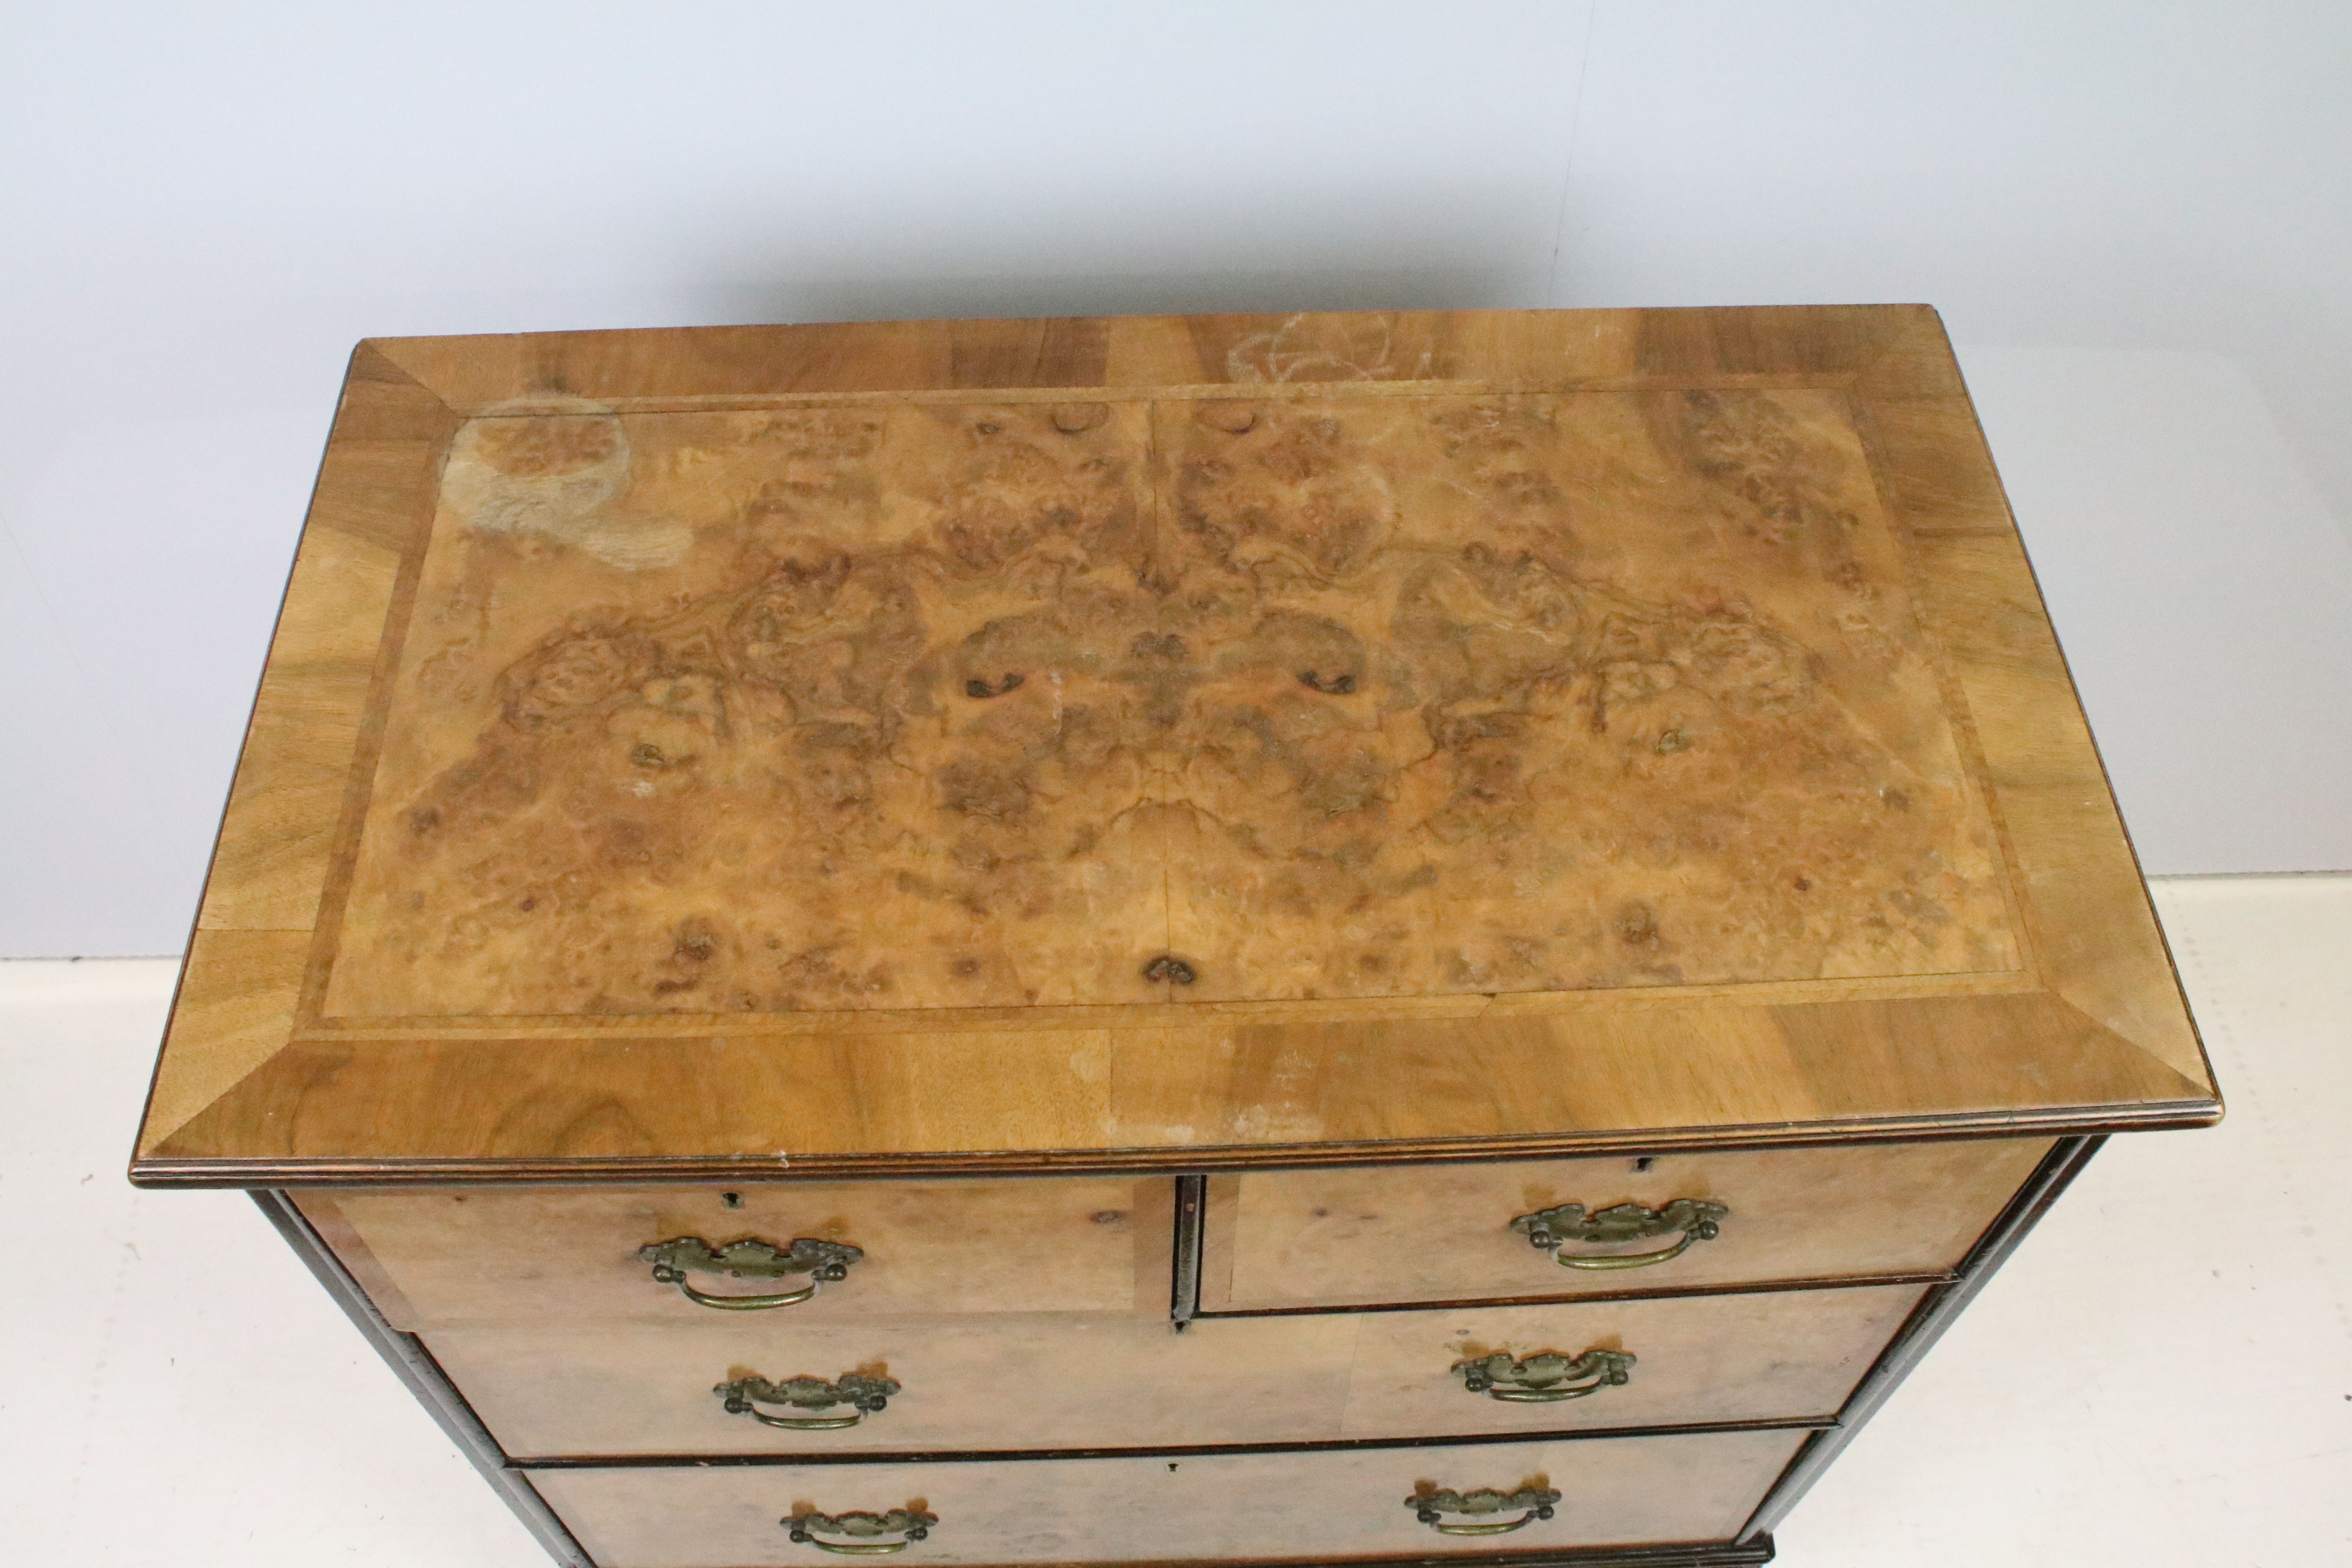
3, 1, 2348, 956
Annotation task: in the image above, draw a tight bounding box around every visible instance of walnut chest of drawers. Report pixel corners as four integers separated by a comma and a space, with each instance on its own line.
132, 305, 2221, 1568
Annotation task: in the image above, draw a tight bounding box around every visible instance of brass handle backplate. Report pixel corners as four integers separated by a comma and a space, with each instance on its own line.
717, 1372, 900, 1430
1408, 1487, 1562, 1536
784, 1508, 936, 1554
1509, 1199, 1728, 1270
1454, 1348, 1635, 1402
639, 1236, 864, 1310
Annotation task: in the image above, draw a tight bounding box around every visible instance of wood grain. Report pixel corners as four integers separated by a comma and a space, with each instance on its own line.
192, 344, 455, 936
313, 384, 2013, 1022
137, 929, 309, 1156
323, 402, 1171, 1019
301, 1178, 1163, 1331
427, 1283, 1920, 1458
1149, 388, 2018, 1002
146, 994, 2196, 1181
135, 346, 455, 1158
1200, 1139, 2050, 1311
134, 306, 2218, 1183
1337, 1284, 1922, 1440
1901, 526, 2207, 1081
529, 1429, 1809, 1566
436, 1312, 1359, 1458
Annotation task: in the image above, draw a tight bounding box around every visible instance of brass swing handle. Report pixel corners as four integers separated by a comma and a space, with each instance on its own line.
717, 1373, 900, 1430
1454, 1348, 1635, 1402
639, 1236, 864, 1310
784, 1508, 936, 1554
1408, 1487, 1562, 1536
1509, 1198, 1728, 1270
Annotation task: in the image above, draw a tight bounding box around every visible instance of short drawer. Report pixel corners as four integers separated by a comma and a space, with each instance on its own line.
1331, 1281, 1921, 1442
297, 1178, 1167, 1330
431, 1283, 1920, 1457
529, 1429, 1809, 1566
1203, 1138, 2052, 1310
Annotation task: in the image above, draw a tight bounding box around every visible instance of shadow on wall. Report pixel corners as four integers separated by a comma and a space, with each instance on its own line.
559, 176, 1571, 329
773, 265, 1548, 326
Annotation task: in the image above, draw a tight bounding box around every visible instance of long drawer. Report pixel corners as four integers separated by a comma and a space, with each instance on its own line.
432, 1283, 1921, 1457
529, 1430, 1809, 1566
298, 1178, 1168, 1330
1203, 1138, 2052, 1310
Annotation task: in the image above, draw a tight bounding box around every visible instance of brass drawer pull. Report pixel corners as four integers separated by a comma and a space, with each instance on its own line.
1407, 1487, 1562, 1535
1510, 1198, 1728, 1270
716, 1372, 900, 1430
1454, 1348, 1635, 1402
783, 1508, 936, 1554
638, 1236, 864, 1309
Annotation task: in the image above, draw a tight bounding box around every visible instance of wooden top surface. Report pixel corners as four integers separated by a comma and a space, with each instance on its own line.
131, 306, 2219, 1185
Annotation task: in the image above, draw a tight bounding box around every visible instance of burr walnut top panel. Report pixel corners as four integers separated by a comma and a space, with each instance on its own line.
132, 306, 2217, 1181
324, 388, 2016, 1022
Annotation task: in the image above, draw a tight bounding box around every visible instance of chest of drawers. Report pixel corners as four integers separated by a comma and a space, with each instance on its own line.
133, 305, 2220, 1567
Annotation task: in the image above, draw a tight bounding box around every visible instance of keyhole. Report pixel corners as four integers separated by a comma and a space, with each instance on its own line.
721, 1192, 745, 1209
1142, 955, 1196, 985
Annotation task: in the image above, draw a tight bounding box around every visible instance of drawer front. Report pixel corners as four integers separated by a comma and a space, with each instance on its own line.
432, 1284, 1920, 1457
298, 1178, 1167, 1330
1333, 1282, 1921, 1441
1205, 1138, 2052, 1310
529, 1430, 1809, 1566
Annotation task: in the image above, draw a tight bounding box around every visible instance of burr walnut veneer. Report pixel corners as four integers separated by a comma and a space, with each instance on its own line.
134, 306, 2218, 1568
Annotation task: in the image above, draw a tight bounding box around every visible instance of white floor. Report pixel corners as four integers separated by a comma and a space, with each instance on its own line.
2, 876, 2346, 1566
